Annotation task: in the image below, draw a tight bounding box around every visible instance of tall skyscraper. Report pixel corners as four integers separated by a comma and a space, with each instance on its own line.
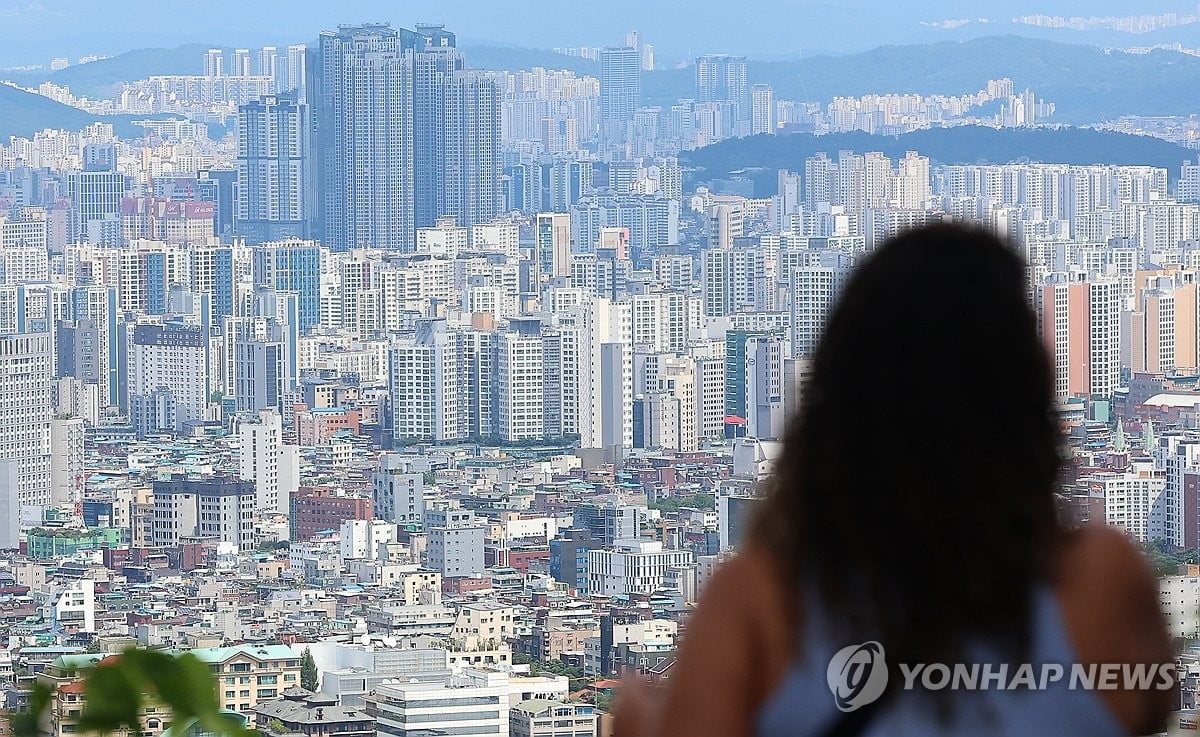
623, 30, 655, 71
67, 146, 125, 244
697, 54, 749, 120
412, 40, 464, 229
257, 46, 279, 84
286, 44, 308, 101
494, 330, 545, 442
236, 91, 314, 243
389, 318, 464, 443
751, 83, 776, 135
313, 23, 413, 251
536, 213, 572, 280
599, 47, 641, 137
204, 48, 224, 78
236, 409, 298, 515
231, 48, 252, 77
441, 71, 502, 227
410, 29, 502, 231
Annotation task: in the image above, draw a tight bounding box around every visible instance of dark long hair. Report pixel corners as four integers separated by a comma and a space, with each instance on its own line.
757, 223, 1062, 668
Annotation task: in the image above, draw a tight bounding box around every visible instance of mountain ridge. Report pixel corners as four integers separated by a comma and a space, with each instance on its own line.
681, 126, 1198, 197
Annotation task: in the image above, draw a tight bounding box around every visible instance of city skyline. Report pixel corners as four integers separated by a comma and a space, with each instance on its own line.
5, 3, 1200, 736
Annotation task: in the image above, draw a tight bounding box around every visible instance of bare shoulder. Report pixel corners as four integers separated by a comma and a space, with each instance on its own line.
704, 545, 791, 605
696, 545, 799, 681
1055, 525, 1174, 735
653, 545, 799, 737
1056, 524, 1156, 593
1055, 524, 1161, 632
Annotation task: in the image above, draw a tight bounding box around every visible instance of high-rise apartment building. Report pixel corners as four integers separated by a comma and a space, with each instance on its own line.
750, 84, 775, 135
236, 92, 314, 243
285, 44, 308, 100
790, 251, 854, 358
1128, 269, 1200, 375
598, 47, 641, 137
389, 319, 465, 443
313, 23, 499, 249
49, 416, 85, 506
440, 71, 503, 227
231, 48, 252, 77
127, 322, 210, 435
696, 55, 749, 119
536, 213, 572, 281
494, 330, 545, 442
251, 240, 321, 332
67, 154, 125, 244
1040, 271, 1121, 400
0, 332, 52, 536
373, 453, 426, 526
257, 46, 279, 84
313, 23, 414, 251
236, 409, 298, 515
412, 41, 464, 229
204, 48, 224, 77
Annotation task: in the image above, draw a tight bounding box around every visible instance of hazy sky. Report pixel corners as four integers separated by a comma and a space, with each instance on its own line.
0, 0, 1195, 66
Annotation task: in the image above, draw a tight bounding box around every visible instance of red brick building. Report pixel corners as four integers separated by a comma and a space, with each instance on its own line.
290, 487, 373, 541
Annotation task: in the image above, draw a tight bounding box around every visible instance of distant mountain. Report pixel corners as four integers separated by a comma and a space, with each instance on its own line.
0, 83, 202, 140
6, 35, 1200, 130
2, 44, 216, 98
645, 36, 1200, 124
680, 127, 1198, 197
0, 42, 595, 97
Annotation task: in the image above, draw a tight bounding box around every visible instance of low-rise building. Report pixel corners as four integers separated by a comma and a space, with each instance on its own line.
510, 699, 598, 737
251, 687, 375, 737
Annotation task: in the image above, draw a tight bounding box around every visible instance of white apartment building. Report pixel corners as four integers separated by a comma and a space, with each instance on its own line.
49, 416, 85, 506
563, 298, 633, 451
151, 476, 257, 551
236, 409, 298, 515
789, 251, 852, 359
389, 319, 464, 443
495, 331, 545, 442
128, 321, 210, 435
417, 217, 470, 259
340, 519, 396, 561
1084, 463, 1169, 544
424, 508, 487, 578
472, 222, 521, 259
1040, 271, 1121, 400
0, 332, 52, 532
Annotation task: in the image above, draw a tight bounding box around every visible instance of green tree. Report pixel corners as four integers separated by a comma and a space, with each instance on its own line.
300, 647, 318, 691
12, 650, 253, 737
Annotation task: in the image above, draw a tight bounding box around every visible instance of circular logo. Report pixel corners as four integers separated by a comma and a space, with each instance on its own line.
826, 641, 888, 712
